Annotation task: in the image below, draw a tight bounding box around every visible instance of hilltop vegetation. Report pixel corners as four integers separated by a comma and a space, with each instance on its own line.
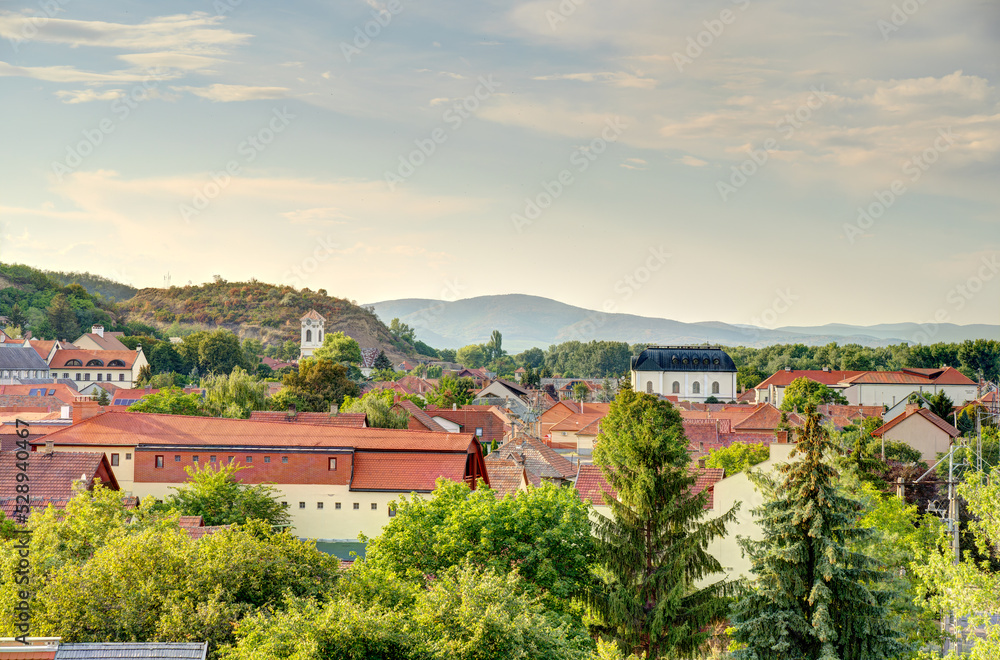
42, 269, 138, 302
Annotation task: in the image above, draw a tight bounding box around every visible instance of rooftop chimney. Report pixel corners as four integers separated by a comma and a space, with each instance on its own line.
822, 366, 830, 372
72, 396, 102, 425
452, 402, 457, 411
60, 405, 70, 419
44, 439, 54, 455
784, 367, 792, 372
905, 402, 922, 414
287, 402, 297, 418
775, 430, 789, 444
92, 325, 104, 337
698, 458, 706, 469
330, 403, 339, 416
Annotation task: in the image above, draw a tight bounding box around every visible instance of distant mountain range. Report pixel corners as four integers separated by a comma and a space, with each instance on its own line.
367, 294, 999, 352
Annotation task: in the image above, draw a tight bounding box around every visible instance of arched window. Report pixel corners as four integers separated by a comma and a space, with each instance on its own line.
672, 381, 680, 394
86, 359, 104, 367
318, 330, 323, 342
107, 359, 126, 367
65, 359, 82, 367
646, 381, 653, 394
305, 329, 312, 343
712, 381, 720, 394
692, 381, 701, 394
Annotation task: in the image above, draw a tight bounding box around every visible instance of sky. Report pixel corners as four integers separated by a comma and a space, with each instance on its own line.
0, 0, 998, 330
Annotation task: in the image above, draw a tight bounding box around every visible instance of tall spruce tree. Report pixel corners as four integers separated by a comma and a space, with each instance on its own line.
46, 293, 79, 340
729, 410, 906, 660
588, 384, 737, 659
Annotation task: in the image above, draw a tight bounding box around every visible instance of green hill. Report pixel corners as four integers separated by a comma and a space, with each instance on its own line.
118, 279, 412, 359
43, 269, 138, 302
0, 262, 119, 338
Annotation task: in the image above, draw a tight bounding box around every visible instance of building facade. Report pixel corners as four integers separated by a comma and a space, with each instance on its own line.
630, 346, 738, 402
299, 310, 326, 359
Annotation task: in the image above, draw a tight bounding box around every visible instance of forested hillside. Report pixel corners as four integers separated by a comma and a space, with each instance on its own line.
42, 269, 138, 302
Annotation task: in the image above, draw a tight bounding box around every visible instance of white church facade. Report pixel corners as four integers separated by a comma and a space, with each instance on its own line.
299, 310, 326, 359
630, 346, 738, 402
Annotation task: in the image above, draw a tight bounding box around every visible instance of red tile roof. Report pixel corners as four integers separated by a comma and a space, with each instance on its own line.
487, 437, 576, 481
76, 332, 129, 351
549, 412, 605, 435
0, 450, 118, 500
350, 451, 470, 491
841, 366, 975, 386
575, 464, 615, 504
0, 384, 78, 405
425, 406, 510, 445
872, 407, 960, 439
483, 459, 526, 498
733, 404, 802, 432
248, 411, 367, 428
691, 467, 725, 508
394, 400, 448, 433
32, 411, 479, 453
49, 349, 138, 370
756, 369, 864, 389
301, 310, 326, 321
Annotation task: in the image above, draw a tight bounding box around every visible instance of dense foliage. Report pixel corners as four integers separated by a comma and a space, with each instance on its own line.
590, 385, 736, 658
155, 462, 291, 527
705, 441, 770, 476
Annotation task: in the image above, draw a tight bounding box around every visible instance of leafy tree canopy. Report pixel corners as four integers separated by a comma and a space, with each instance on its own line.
779, 376, 848, 411
155, 462, 290, 527
704, 441, 769, 476
313, 331, 362, 365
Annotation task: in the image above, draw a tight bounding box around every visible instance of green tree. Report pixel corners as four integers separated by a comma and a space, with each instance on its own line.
438, 348, 457, 363
572, 381, 589, 402
46, 293, 79, 340
589, 384, 737, 658
7, 302, 26, 329
159, 462, 290, 527
456, 344, 486, 369
275, 358, 359, 412
127, 387, 205, 416
202, 366, 269, 418
957, 338, 1000, 381
148, 342, 185, 375
924, 390, 955, 423
373, 350, 393, 371
486, 330, 504, 362
522, 365, 541, 389
729, 412, 906, 660
518, 347, 545, 369
388, 317, 415, 343
360, 479, 595, 612
92, 388, 111, 406
341, 389, 410, 429
704, 441, 769, 476
199, 329, 246, 375
779, 376, 848, 411
424, 375, 475, 408
313, 331, 362, 365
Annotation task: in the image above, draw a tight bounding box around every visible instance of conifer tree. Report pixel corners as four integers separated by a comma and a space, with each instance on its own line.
729, 410, 906, 660
588, 384, 737, 659
373, 350, 393, 371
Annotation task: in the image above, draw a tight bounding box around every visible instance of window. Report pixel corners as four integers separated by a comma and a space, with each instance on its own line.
228, 456, 234, 463
475, 427, 483, 437
371, 503, 377, 510
245, 456, 253, 463
106, 373, 111, 381
692, 382, 701, 394
74, 373, 80, 381
282, 456, 288, 463
388, 507, 396, 518
646, 381, 653, 394
353, 503, 360, 510
712, 381, 720, 394
193, 455, 199, 462
317, 502, 324, 509
318, 330, 323, 342
672, 381, 680, 394
65, 359, 82, 367
305, 329, 312, 342
62, 373, 68, 379
328, 457, 337, 470
83, 373, 90, 381
125, 453, 131, 460
111, 453, 119, 466
282, 501, 288, 508
108, 360, 126, 367
210, 455, 217, 463
118, 374, 125, 381
86, 359, 104, 367
174, 455, 181, 462
299, 502, 306, 509
96, 374, 102, 381
264, 456, 270, 463
335, 502, 341, 510
155, 455, 164, 468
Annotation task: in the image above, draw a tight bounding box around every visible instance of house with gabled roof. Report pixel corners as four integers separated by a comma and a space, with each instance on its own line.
0, 447, 119, 521
0, 344, 52, 384
871, 403, 960, 464
73, 325, 129, 351
482, 458, 529, 498
486, 436, 576, 486
29, 404, 489, 541
630, 346, 738, 402
47, 347, 148, 391
424, 405, 512, 446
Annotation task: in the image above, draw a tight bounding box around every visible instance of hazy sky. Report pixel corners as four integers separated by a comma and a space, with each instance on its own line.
1, 0, 998, 329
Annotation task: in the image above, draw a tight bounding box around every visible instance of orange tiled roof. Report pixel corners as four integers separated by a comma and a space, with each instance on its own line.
33, 411, 479, 453
425, 406, 510, 444
840, 366, 974, 386
248, 411, 367, 428
76, 332, 129, 351
755, 370, 864, 389
488, 437, 576, 481
301, 309, 326, 321
350, 451, 469, 491
872, 407, 960, 439
484, 459, 526, 498
49, 349, 138, 369
691, 467, 725, 508
394, 400, 448, 433
575, 464, 615, 504
0, 451, 117, 500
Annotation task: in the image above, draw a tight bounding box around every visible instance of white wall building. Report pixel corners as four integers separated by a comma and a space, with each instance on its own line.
630, 346, 738, 402
299, 310, 326, 359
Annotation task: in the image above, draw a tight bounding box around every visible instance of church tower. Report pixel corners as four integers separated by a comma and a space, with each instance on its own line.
299, 309, 326, 359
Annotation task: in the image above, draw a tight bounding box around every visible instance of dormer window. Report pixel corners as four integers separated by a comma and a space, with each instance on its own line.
86, 359, 104, 367
108, 359, 126, 367
65, 359, 82, 367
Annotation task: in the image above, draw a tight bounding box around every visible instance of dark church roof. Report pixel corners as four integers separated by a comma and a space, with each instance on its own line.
631, 346, 737, 372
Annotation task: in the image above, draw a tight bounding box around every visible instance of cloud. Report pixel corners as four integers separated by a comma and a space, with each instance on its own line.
478, 95, 634, 139
172, 84, 289, 102
679, 155, 708, 167
0, 11, 251, 55
0, 60, 178, 83
54, 88, 126, 104
532, 71, 657, 89
621, 157, 648, 170
117, 52, 223, 72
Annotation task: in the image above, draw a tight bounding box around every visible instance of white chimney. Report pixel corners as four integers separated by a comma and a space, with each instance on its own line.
60, 405, 71, 419
44, 439, 54, 455
452, 402, 457, 411
92, 325, 104, 337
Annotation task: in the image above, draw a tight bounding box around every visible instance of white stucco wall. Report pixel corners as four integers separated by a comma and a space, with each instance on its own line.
843, 383, 976, 408
631, 369, 738, 402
